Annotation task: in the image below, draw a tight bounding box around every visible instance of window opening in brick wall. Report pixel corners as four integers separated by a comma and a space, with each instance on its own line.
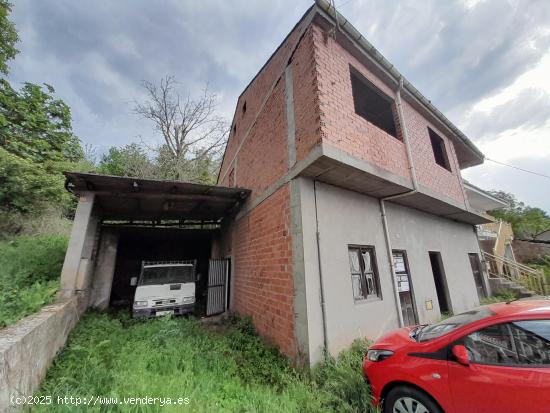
428, 127, 451, 171
350, 66, 398, 138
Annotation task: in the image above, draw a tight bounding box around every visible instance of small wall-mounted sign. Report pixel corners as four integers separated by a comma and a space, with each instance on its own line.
425, 300, 433, 311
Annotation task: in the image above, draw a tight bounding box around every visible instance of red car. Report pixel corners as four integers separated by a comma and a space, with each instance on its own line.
363, 300, 550, 413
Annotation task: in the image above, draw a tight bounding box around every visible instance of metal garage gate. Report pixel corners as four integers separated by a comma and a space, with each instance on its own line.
206, 259, 229, 316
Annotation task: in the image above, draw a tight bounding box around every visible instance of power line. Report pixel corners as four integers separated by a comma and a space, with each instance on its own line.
485, 158, 550, 180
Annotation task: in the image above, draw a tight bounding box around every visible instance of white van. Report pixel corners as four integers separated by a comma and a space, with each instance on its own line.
131, 260, 196, 318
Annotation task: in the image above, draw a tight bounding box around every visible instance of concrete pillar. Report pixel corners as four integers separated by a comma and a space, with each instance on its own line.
89, 227, 119, 310
284, 65, 297, 169
59, 193, 98, 299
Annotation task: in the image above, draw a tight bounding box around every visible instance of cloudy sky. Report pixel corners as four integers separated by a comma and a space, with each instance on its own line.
7, 0, 550, 212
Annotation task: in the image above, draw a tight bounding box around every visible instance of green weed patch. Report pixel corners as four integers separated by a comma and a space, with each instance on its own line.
30, 312, 378, 413
0, 234, 67, 327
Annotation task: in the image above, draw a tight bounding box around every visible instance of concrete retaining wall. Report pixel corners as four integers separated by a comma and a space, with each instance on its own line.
0, 298, 81, 412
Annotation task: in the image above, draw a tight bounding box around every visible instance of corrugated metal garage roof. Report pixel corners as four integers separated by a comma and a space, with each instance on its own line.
64, 172, 250, 222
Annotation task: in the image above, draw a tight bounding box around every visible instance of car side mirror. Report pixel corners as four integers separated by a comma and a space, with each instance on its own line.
130, 277, 138, 287
452, 344, 470, 366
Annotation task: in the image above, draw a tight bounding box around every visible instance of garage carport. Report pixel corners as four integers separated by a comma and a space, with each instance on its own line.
59, 172, 249, 317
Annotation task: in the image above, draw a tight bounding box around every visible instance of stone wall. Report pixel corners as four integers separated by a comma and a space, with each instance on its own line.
513, 239, 550, 263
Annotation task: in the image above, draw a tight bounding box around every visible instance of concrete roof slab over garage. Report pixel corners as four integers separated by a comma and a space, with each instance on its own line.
64, 172, 250, 224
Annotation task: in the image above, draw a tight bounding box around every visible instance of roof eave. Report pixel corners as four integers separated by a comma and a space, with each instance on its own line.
314, 0, 485, 167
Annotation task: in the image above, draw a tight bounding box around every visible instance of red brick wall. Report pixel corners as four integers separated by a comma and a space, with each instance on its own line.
402, 100, 466, 204
232, 184, 295, 358
219, 26, 322, 199
229, 79, 288, 198
311, 23, 467, 204
216, 22, 320, 361
312, 25, 410, 180
219, 17, 314, 189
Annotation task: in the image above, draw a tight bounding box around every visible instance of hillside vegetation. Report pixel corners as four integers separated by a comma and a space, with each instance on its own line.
0, 234, 68, 328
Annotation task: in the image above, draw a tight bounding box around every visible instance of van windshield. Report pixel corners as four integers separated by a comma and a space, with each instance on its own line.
417, 307, 495, 342
139, 266, 194, 285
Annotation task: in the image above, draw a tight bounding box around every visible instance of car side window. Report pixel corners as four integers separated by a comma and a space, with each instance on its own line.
464, 323, 517, 365
511, 320, 550, 365
463, 320, 550, 366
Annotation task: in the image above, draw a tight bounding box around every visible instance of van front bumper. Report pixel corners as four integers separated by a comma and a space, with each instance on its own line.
133, 304, 194, 318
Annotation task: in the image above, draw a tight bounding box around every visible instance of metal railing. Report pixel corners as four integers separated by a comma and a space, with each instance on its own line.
482, 251, 547, 295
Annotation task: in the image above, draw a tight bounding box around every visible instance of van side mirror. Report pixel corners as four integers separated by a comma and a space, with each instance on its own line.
452, 345, 470, 366
130, 277, 138, 287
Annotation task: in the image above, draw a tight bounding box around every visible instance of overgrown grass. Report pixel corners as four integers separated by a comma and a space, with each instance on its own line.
480, 291, 518, 305
0, 234, 67, 328
30, 312, 378, 413
0, 207, 73, 240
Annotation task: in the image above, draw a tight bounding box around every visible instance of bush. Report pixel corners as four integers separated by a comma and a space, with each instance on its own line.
0, 234, 68, 327
527, 256, 550, 285
0, 147, 72, 215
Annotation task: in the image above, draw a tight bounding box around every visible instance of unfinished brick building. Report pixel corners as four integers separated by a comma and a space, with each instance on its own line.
59, 0, 505, 367
215, 0, 503, 364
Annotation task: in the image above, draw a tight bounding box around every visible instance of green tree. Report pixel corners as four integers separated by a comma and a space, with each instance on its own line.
0, 148, 71, 214
0, 0, 18, 76
0, 80, 83, 163
0, 81, 84, 214
0, 1, 87, 227
97, 141, 220, 184
153, 144, 220, 184
98, 143, 154, 178
488, 191, 550, 239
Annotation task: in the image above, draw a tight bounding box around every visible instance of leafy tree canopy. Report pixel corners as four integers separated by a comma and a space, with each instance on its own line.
0, 80, 83, 163
0, 0, 18, 75
0, 147, 72, 214
488, 190, 550, 239
0, 81, 85, 214
95, 142, 220, 184
98, 143, 153, 178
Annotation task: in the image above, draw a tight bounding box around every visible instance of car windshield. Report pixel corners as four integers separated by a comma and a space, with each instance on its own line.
139, 265, 194, 285
418, 307, 495, 342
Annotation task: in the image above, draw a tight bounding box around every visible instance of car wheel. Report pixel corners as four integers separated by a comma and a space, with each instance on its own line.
384, 385, 442, 413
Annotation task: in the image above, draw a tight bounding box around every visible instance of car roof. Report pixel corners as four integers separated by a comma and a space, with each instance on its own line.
487, 300, 550, 318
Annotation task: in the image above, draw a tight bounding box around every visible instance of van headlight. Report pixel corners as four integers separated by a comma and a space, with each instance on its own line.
134, 301, 148, 308
182, 296, 195, 304
367, 349, 394, 362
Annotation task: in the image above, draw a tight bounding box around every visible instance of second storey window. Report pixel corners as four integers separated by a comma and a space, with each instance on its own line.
348, 246, 381, 301
428, 127, 451, 171
350, 67, 397, 138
